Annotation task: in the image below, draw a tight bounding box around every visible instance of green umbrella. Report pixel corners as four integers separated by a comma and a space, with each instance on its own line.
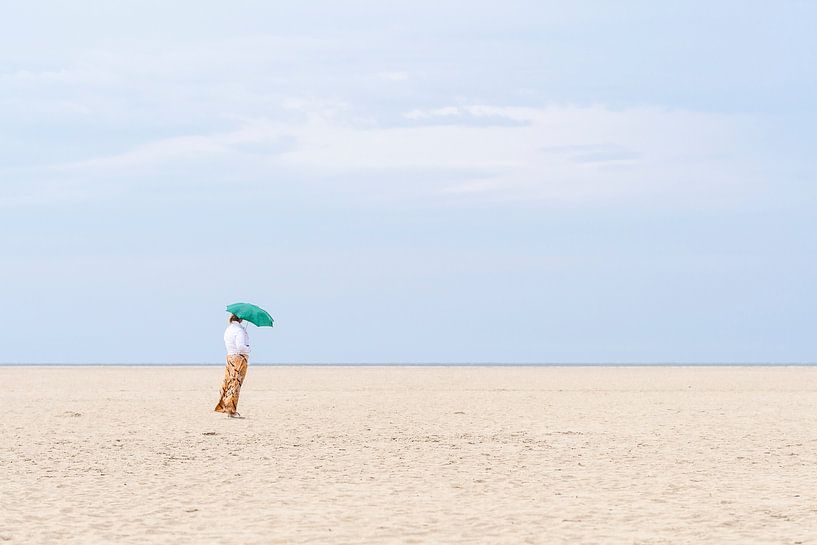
226, 302, 274, 327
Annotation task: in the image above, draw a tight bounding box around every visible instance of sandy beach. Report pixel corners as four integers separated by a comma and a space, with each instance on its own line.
2, 365, 817, 544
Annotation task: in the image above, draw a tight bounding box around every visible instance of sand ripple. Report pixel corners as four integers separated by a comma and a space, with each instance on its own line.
2, 366, 817, 544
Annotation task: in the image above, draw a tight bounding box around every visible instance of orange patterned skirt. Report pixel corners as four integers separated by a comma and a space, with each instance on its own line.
214, 354, 249, 414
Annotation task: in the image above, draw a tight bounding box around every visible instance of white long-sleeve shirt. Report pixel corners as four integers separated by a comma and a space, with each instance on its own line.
224, 322, 250, 355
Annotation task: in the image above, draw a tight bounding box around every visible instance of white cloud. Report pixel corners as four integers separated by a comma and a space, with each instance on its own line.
378, 71, 409, 81
404, 105, 527, 121
271, 104, 765, 205
3, 103, 767, 208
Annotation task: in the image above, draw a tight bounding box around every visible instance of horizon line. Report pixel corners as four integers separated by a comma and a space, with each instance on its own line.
2, 362, 817, 367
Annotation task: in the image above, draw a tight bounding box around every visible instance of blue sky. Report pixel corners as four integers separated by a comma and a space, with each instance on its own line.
1, 1, 815, 363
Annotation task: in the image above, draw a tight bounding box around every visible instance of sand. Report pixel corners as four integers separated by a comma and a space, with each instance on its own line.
2, 365, 817, 544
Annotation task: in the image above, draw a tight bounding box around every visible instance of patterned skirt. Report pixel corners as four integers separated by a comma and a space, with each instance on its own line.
214, 354, 249, 414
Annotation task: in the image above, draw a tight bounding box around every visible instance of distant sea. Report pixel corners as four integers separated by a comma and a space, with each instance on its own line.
2, 362, 816, 366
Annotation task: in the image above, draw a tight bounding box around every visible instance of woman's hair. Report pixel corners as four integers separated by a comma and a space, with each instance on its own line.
229, 314, 242, 323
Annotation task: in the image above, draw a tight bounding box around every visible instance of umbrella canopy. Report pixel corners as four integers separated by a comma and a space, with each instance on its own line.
226, 302, 274, 327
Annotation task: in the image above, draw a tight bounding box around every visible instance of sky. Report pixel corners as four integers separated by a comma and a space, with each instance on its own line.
1, 1, 815, 363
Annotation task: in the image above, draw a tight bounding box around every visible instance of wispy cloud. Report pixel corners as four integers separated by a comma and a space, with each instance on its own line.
4, 103, 767, 209
378, 71, 409, 81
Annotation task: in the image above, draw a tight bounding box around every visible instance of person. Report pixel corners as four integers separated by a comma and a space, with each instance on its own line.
214, 314, 250, 418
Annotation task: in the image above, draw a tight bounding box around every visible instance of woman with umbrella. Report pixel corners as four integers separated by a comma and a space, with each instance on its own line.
214, 303, 274, 418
